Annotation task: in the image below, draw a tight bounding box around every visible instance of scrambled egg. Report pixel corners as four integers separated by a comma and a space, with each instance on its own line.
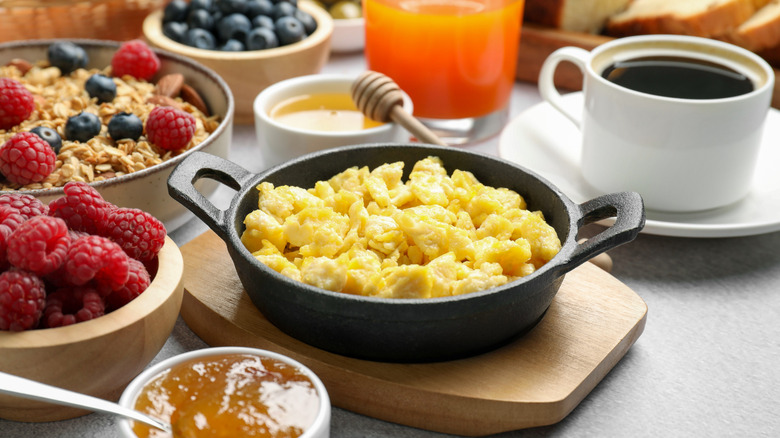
241, 157, 561, 299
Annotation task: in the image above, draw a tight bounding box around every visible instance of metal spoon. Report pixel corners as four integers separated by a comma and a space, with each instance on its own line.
0, 371, 171, 434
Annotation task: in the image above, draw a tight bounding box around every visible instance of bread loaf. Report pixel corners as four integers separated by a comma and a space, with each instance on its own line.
605, 0, 766, 38
524, 0, 631, 34
723, 0, 780, 51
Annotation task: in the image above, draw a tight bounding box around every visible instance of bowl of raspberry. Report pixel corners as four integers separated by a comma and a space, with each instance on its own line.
142, 0, 333, 124
0, 38, 234, 232
0, 185, 184, 422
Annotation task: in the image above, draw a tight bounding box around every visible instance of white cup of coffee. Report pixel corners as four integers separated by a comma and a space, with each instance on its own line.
538, 35, 773, 212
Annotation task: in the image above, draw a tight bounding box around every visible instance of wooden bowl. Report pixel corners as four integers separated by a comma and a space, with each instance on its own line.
0, 236, 184, 422
142, 1, 334, 124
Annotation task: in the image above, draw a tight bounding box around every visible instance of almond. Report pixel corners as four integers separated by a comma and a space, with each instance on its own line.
180, 83, 210, 116
7, 58, 33, 75
155, 73, 184, 98
146, 95, 183, 110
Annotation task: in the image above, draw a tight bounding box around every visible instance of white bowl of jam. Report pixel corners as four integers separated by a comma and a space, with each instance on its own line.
117, 347, 330, 438
253, 73, 413, 170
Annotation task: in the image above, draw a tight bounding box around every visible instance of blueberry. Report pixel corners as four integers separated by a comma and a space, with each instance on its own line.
47, 42, 88, 75
220, 39, 246, 51
30, 126, 62, 154
246, 0, 274, 18
251, 14, 274, 30
163, 0, 189, 23
294, 9, 316, 35
108, 112, 143, 141
85, 74, 117, 104
184, 28, 217, 49
189, 0, 213, 11
218, 0, 248, 15
217, 13, 252, 42
163, 21, 189, 43
64, 112, 101, 143
188, 8, 215, 30
275, 16, 305, 46
271, 1, 296, 20
246, 27, 279, 50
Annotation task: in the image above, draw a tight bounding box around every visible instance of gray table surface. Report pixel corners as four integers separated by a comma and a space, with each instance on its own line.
2, 53, 780, 438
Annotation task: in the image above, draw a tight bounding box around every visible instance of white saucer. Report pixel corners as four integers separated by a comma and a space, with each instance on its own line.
498, 92, 780, 238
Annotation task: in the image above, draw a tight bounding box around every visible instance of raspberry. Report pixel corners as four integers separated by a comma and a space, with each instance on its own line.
48, 181, 115, 234
101, 207, 166, 262
106, 258, 150, 311
0, 269, 46, 331
0, 193, 49, 219
0, 132, 57, 185
145, 106, 196, 151
43, 286, 105, 328
64, 235, 129, 293
7, 216, 70, 276
0, 78, 34, 130
0, 204, 26, 270
111, 40, 160, 81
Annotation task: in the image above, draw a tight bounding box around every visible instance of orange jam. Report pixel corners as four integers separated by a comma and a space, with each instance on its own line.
132, 353, 320, 438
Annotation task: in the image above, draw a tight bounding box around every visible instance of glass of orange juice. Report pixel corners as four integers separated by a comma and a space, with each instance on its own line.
363, 0, 524, 145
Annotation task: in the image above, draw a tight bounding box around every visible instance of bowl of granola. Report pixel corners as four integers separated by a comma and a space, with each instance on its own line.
0, 39, 234, 231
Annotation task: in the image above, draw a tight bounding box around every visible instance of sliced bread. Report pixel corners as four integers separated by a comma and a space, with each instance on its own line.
723, 0, 780, 51
605, 0, 764, 38
524, 0, 632, 34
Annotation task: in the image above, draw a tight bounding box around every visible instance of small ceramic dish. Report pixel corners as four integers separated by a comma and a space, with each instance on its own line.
118, 346, 331, 437
143, 1, 334, 124
0, 39, 234, 231
0, 236, 184, 422
253, 73, 412, 169
331, 17, 365, 53
168, 144, 646, 362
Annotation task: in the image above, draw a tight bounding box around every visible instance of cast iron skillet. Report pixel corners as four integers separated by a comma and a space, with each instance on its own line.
168, 144, 645, 362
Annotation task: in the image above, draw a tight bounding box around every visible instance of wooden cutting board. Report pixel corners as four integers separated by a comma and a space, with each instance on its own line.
179, 231, 647, 436
516, 24, 780, 109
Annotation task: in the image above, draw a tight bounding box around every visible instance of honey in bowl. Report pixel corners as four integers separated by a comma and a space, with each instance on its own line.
269, 92, 384, 131
131, 353, 320, 438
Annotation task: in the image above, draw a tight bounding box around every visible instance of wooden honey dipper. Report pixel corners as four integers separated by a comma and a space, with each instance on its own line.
351, 71, 448, 146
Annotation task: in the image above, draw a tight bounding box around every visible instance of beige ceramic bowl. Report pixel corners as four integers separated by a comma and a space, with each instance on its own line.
143, 1, 334, 124
0, 236, 184, 422
0, 39, 234, 231
253, 73, 412, 169
118, 346, 331, 437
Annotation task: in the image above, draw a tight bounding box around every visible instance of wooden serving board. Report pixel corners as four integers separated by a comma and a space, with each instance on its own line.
516, 24, 780, 109
179, 231, 647, 436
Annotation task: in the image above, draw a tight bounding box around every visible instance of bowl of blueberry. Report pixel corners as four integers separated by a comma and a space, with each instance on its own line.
143, 0, 334, 123
0, 38, 234, 231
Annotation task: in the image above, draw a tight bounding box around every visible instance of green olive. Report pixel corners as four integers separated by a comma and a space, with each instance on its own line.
329, 0, 362, 19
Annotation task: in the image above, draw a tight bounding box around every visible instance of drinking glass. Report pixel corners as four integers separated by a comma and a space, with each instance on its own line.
363, 0, 525, 145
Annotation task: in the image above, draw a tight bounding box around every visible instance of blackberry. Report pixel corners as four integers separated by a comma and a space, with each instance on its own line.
85, 74, 117, 104
275, 16, 306, 46
108, 112, 143, 141
47, 42, 88, 75
246, 27, 279, 50
64, 112, 102, 143
30, 126, 62, 154
217, 13, 252, 42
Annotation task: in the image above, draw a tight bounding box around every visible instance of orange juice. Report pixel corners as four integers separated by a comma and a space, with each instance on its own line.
364, 0, 524, 120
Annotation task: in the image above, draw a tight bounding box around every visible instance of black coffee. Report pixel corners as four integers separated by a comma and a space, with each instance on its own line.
601, 56, 754, 99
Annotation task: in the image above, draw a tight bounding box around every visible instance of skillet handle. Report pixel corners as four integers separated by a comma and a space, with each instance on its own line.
167, 151, 255, 240
560, 191, 645, 273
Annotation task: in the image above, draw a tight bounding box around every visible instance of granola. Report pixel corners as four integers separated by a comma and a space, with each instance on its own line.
0, 62, 221, 191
